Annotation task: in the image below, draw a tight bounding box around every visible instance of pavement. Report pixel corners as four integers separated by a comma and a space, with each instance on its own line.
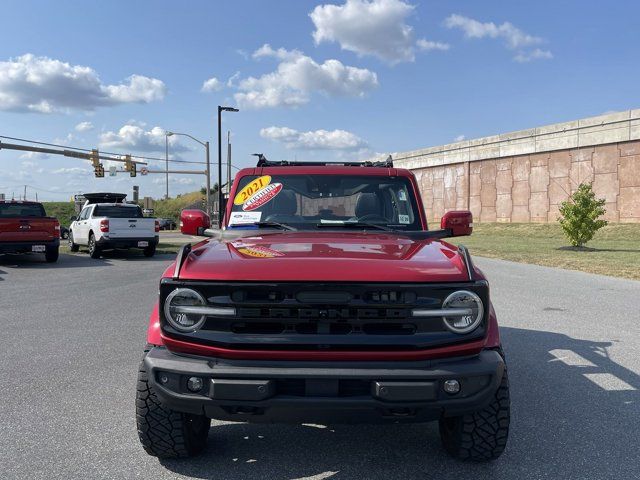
0, 251, 638, 480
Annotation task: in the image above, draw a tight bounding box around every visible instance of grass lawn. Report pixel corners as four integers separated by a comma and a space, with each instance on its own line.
454, 223, 640, 281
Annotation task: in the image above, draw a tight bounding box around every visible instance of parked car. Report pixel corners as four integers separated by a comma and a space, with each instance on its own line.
69, 194, 159, 258
136, 159, 509, 461
157, 218, 177, 231
0, 200, 60, 262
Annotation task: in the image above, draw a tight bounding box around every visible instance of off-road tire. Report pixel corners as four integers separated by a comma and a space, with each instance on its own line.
44, 246, 59, 263
439, 364, 510, 461
143, 245, 156, 258
68, 232, 79, 252
88, 233, 101, 259
136, 349, 210, 458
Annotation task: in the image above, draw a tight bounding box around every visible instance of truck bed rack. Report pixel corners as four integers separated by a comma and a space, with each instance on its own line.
256, 155, 393, 168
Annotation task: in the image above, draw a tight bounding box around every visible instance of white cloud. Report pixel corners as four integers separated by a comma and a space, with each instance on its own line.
260, 126, 368, 150
201, 77, 223, 92
75, 121, 94, 132
226, 71, 241, 88
514, 48, 553, 63
51, 167, 91, 175
20, 151, 50, 160
311, 0, 417, 63
152, 177, 195, 186
0, 54, 166, 113
416, 39, 450, 51
235, 45, 378, 109
99, 124, 189, 153
453, 134, 466, 142
444, 14, 551, 61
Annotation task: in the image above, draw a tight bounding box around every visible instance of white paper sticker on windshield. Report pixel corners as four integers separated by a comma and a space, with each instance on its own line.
398, 214, 410, 224
229, 211, 262, 225
398, 190, 407, 201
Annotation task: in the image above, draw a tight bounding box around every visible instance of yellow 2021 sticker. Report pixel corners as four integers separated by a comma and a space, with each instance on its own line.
234, 175, 271, 206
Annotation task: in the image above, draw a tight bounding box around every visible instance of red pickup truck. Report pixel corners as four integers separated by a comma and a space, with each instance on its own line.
0, 201, 60, 262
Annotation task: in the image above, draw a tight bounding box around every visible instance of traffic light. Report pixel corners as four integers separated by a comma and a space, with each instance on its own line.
90, 149, 100, 167
90, 149, 104, 177
124, 154, 136, 177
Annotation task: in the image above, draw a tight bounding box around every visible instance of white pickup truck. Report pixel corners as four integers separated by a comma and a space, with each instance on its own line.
69, 196, 159, 258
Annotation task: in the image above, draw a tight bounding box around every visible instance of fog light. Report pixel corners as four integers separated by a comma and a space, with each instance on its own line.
443, 379, 460, 394
187, 376, 204, 393
159, 374, 169, 384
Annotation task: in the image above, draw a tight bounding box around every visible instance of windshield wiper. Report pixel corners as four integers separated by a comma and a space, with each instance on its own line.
315, 222, 393, 232
249, 221, 297, 231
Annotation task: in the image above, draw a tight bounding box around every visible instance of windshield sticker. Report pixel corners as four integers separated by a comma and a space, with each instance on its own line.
398, 190, 407, 201
229, 211, 262, 225
242, 182, 283, 211
234, 175, 272, 206
398, 214, 410, 224
237, 245, 285, 258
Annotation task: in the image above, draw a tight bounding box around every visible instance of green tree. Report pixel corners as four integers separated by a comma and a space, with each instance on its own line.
558, 183, 608, 247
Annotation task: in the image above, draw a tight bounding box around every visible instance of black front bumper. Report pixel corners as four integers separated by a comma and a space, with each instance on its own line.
96, 236, 158, 249
144, 347, 505, 424
0, 238, 59, 254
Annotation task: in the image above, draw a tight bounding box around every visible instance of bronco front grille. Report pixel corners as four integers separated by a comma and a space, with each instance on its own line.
160, 281, 489, 351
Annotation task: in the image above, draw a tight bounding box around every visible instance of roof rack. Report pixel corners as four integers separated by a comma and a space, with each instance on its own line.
255, 154, 393, 168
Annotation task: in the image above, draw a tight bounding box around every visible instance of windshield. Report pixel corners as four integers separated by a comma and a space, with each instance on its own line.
93, 205, 143, 218
228, 174, 422, 230
0, 203, 45, 218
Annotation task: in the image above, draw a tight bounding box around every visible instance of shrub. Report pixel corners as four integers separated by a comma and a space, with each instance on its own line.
558, 183, 608, 247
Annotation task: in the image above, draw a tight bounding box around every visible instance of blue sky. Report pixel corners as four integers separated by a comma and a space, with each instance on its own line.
1, 0, 639, 201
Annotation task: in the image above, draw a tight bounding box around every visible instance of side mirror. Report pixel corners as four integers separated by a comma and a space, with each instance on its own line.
441, 210, 473, 237
69, 215, 77, 222
180, 209, 211, 236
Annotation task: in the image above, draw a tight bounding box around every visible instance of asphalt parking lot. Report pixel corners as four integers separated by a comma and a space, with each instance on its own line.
0, 252, 638, 480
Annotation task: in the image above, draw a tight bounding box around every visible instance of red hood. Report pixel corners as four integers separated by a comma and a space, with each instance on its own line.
175, 232, 470, 283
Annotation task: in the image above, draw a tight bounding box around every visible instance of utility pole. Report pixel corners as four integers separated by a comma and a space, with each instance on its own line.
23, 185, 26, 201
165, 134, 170, 199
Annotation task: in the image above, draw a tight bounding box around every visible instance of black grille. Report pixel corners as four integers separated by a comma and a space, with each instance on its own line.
160, 281, 489, 351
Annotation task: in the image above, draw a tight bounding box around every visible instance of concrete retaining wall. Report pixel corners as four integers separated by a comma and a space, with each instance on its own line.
390, 109, 640, 223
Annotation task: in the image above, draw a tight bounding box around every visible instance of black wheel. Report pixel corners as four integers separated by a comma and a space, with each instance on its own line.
45, 246, 59, 263
136, 349, 210, 458
68, 232, 79, 252
143, 245, 156, 257
439, 366, 510, 461
61, 230, 69, 240
88, 233, 101, 259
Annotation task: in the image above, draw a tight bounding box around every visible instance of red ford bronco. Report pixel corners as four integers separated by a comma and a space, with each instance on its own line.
136, 158, 510, 461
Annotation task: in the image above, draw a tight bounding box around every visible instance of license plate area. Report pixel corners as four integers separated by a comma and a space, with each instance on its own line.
32, 245, 46, 252
138, 241, 149, 247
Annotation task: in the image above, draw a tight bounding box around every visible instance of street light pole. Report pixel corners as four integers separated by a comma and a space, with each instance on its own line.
217, 106, 239, 228
205, 141, 210, 218
165, 131, 211, 217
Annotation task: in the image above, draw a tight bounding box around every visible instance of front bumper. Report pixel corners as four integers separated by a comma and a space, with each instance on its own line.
144, 346, 505, 424
96, 236, 158, 249
0, 238, 59, 254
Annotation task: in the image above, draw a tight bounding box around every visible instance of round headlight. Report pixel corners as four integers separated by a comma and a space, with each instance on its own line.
164, 288, 207, 332
442, 290, 484, 334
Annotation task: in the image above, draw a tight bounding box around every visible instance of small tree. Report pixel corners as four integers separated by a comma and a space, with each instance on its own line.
558, 183, 608, 247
